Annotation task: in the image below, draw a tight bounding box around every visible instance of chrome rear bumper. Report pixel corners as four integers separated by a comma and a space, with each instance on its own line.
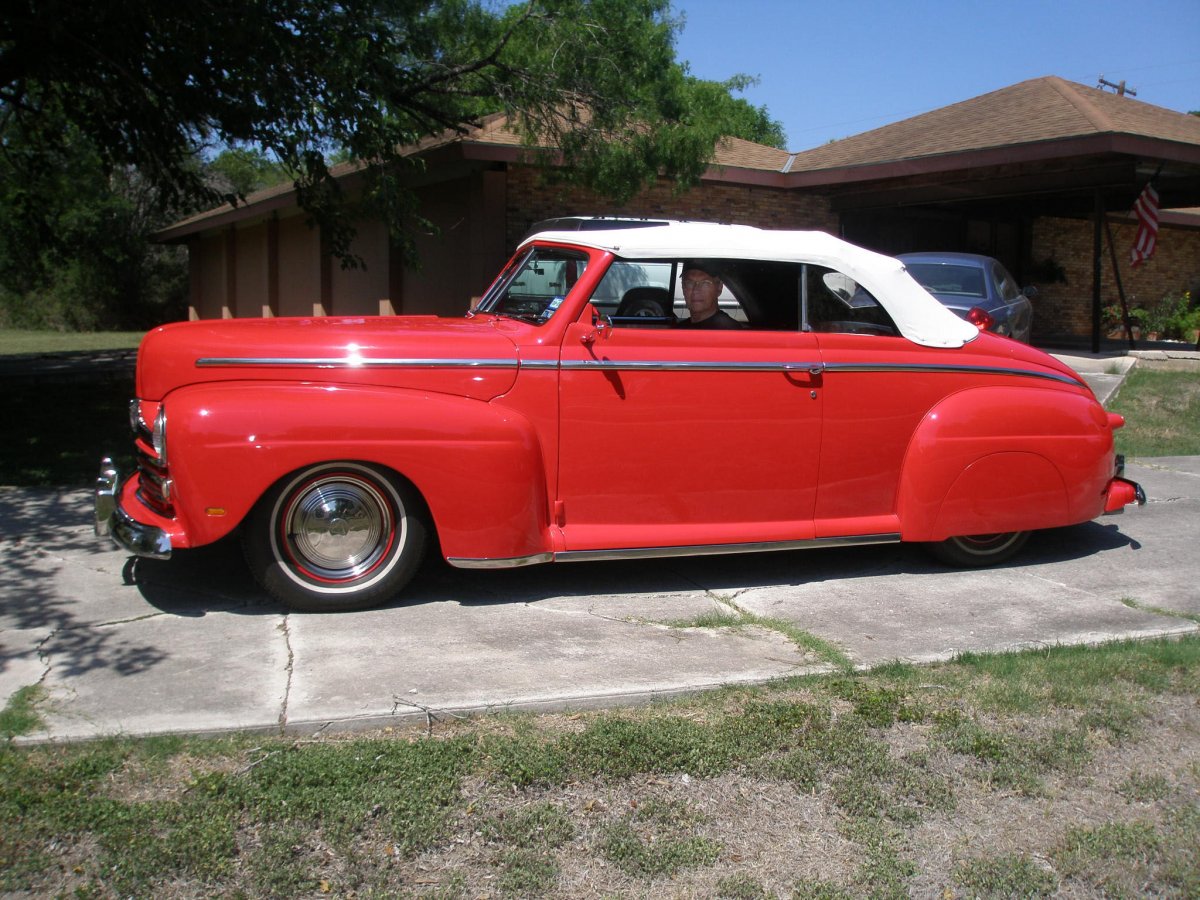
94, 458, 172, 559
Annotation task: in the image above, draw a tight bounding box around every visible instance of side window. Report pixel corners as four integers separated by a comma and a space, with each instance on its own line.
804, 265, 898, 336
993, 262, 1020, 303
593, 261, 675, 323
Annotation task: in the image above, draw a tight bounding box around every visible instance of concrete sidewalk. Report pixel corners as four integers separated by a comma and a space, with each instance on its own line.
2, 457, 1196, 743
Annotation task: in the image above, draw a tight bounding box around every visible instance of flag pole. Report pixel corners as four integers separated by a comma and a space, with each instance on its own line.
1104, 215, 1137, 350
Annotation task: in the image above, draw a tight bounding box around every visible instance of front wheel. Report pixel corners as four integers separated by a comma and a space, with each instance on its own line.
926, 531, 1030, 568
243, 463, 428, 612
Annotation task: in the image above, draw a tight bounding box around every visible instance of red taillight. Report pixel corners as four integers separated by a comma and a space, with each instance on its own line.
1104, 477, 1145, 513
966, 307, 995, 331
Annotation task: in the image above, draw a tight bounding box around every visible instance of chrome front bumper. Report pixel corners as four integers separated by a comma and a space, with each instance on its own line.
94, 458, 172, 559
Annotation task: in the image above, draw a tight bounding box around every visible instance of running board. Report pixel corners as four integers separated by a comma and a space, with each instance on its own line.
448, 533, 902, 570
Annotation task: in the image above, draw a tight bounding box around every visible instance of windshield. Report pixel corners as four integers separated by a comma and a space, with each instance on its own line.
477, 247, 589, 323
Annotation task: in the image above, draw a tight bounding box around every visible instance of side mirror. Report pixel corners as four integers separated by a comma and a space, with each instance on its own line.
1023, 285, 1039, 300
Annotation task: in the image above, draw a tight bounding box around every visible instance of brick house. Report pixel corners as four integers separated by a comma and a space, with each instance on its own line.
157, 76, 1200, 345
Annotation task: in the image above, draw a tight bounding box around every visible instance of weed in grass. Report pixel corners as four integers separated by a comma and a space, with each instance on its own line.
1163, 803, 1200, 895
565, 716, 730, 779
1117, 771, 1173, 803
0, 684, 44, 739
665, 606, 854, 671
1077, 698, 1145, 740
843, 819, 915, 899
246, 823, 325, 897
827, 677, 926, 727
481, 802, 575, 849
596, 796, 722, 879
1054, 820, 1164, 893
791, 879, 855, 899
954, 852, 1057, 898
666, 610, 745, 630
496, 847, 559, 895
237, 737, 476, 854
760, 747, 824, 792
715, 872, 773, 898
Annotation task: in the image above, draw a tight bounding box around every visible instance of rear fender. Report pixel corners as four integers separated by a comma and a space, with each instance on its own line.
161, 382, 549, 559
897, 385, 1115, 541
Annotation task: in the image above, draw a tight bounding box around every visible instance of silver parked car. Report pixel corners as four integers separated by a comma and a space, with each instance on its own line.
898, 252, 1035, 343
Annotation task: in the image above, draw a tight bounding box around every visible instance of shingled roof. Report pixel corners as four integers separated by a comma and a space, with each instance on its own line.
157, 76, 1200, 241
788, 75, 1200, 174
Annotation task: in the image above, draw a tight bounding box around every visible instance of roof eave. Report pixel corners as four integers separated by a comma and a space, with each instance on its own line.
785, 133, 1200, 189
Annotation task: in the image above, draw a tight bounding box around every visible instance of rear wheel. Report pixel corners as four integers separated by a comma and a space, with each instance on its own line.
243, 462, 428, 612
926, 531, 1030, 567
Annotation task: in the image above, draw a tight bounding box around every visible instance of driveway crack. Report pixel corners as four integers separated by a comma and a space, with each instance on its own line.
33, 628, 58, 686
278, 615, 293, 730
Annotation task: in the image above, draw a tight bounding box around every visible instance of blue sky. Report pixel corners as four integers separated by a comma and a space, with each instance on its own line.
671, 0, 1200, 150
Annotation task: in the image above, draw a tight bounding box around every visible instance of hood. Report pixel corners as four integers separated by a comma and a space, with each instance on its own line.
135, 316, 520, 402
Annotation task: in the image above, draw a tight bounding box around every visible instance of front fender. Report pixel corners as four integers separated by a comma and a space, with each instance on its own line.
162, 381, 549, 559
897, 385, 1116, 541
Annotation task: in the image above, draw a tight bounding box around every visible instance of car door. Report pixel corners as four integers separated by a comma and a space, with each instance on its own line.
555, 283, 823, 553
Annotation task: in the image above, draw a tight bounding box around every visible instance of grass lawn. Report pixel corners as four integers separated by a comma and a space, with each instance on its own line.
2, 637, 1197, 897
1110, 364, 1200, 458
0, 329, 143, 355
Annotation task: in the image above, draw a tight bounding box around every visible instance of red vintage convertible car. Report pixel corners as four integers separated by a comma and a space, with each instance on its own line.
96, 221, 1144, 611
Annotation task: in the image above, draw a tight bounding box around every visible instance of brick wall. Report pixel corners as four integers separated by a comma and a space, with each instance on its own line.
1032, 216, 1200, 338
504, 167, 838, 252
503, 166, 1199, 340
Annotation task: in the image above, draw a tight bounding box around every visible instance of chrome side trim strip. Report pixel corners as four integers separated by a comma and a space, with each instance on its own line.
446, 534, 900, 569
194, 356, 1082, 386
196, 357, 520, 369
553, 533, 900, 563
822, 361, 1083, 386
448, 552, 555, 570
558, 360, 823, 372
558, 359, 1081, 384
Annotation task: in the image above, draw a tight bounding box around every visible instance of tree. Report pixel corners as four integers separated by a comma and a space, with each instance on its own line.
2, 0, 783, 260
0, 113, 187, 330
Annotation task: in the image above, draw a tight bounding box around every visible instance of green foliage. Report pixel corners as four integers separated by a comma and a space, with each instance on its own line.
206, 146, 291, 199
0, 116, 188, 330
2, 0, 784, 267
1105, 290, 1200, 340
0, 686, 44, 739
1142, 290, 1200, 339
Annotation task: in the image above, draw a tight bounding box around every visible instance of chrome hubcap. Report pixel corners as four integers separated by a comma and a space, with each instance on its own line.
285, 475, 392, 580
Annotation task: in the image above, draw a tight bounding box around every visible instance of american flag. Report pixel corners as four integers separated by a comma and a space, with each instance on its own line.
1130, 181, 1159, 267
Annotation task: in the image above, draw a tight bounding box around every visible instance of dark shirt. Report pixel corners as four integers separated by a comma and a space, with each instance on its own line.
679, 309, 744, 329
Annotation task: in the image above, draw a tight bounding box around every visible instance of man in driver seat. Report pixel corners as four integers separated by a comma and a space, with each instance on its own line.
678, 263, 743, 329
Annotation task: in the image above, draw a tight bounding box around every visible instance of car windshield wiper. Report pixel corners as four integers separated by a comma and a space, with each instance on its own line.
496, 311, 547, 324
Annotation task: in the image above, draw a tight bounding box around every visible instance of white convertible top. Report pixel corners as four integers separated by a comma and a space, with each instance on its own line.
524, 221, 980, 349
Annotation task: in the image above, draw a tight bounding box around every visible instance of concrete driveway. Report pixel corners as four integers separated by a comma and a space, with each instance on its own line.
2, 456, 1196, 742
